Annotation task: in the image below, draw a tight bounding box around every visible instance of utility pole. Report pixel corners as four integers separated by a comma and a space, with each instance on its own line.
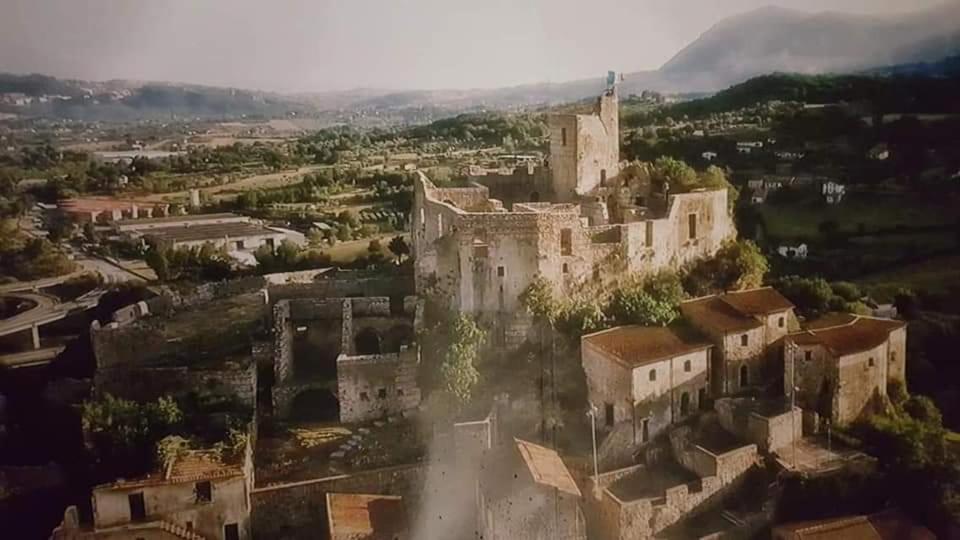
791, 345, 798, 470
587, 405, 599, 498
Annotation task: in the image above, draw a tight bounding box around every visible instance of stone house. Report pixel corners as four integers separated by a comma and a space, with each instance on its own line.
581, 326, 713, 446
325, 493, 408, 540
784, 314, 907, 426
412, 84, 735, 346
587, 419, 758, 540
681, 288, 797, 396
477, 439, 585, 540
53, 444, 254, 540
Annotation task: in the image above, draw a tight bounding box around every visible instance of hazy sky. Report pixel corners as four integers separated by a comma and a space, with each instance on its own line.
0, 0, 950, 92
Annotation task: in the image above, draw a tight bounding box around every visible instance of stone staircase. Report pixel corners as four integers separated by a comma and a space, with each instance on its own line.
158, 520, 207, 540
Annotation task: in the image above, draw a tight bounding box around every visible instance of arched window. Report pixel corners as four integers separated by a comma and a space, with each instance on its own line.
739, 365, 749, 388
649, 369, 657, 382
683, 360, 691, 373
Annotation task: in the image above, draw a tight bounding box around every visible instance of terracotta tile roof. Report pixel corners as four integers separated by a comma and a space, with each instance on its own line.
681, 296, 763, 334
514, 439, 581, 497
788, 315, 905, 357
681, 288, 793, 335
166, 450, 240, 482
98, 449, 243, 490
582, 325, 712, 368
326, 493, 408, 540
773, 509, 934, 540
718, 287, 794, 315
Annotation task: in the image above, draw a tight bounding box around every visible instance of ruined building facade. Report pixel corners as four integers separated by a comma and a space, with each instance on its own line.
412, 83, 736, 339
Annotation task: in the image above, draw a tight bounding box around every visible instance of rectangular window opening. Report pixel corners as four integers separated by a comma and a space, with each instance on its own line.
688, 213, 698, 239
560, 228, 573, 256
195, 481, 212, 503
128, 492, 146, 522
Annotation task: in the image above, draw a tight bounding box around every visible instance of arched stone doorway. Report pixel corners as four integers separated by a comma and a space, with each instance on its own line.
354, 327, 382, 355
290, 389, 340, 422
739, 365, 749, 389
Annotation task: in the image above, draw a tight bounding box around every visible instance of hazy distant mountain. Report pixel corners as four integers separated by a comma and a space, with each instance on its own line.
657, 3, 960, 90
2, 4, 959, 122
0, 73, 314, 121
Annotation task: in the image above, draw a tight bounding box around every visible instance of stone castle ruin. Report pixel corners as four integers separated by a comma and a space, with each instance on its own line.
271, 295, 422, 423
412, 79, 736, 339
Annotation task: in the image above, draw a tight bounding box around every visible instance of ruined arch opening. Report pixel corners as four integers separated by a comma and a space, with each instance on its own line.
290, 389, 340, 422
530, 191, 540, 203
383, 324, 414, 353
355, 327, 382, 355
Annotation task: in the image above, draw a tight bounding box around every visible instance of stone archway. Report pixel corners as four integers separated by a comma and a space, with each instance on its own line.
355, 327, 382, 355
290, 389, 340, 422
383, 324, 414, 353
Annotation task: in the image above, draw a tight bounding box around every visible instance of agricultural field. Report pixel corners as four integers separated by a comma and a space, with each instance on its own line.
759, 190, 957, 240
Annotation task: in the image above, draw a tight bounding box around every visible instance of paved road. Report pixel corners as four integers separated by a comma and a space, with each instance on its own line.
0, 290, 103, 339
0, 292, 64, 337
0, 271, 88, 294
0, 345, 66, 369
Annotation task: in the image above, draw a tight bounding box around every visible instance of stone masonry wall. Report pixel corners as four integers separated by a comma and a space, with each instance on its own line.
250, 464, 425, 540
337, 348, 420, 423
94, 362, 257, 408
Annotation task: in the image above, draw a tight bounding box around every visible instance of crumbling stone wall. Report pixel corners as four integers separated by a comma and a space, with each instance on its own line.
471, 165, 554, 207
94, 362, 257, 408
337, 348, 420, 423
250, 464, 425, 539
271, 296, 421, 422
268, 273, 414, 303
272, 301, 293, 385
90, 320, 169, 370
414, 177, 735, 340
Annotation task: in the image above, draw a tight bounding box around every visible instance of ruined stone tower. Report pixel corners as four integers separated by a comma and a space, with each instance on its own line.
548, 76, 620, 201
